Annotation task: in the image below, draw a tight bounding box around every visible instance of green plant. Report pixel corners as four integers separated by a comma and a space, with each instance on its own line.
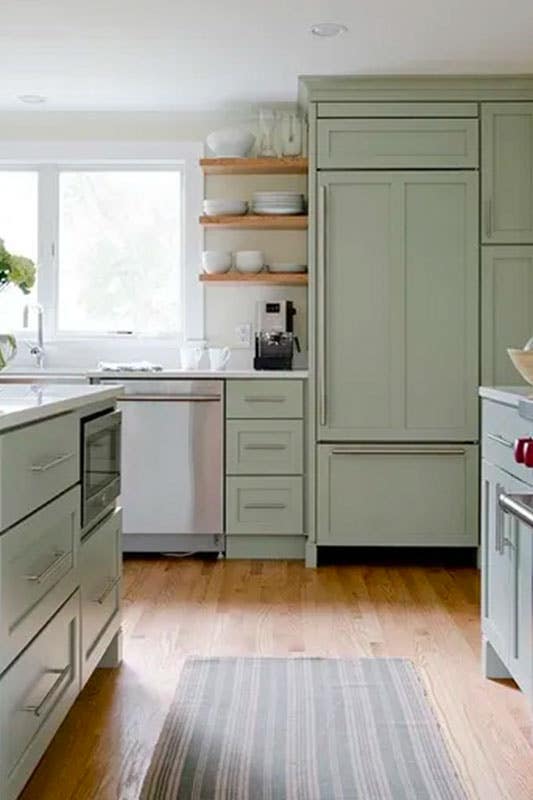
0, 238, 36, 294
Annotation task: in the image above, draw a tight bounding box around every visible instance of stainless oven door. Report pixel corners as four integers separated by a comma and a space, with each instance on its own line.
83, 409, 121, 529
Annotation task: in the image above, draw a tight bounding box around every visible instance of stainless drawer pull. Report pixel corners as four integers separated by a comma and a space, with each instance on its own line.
244, 396, 285, 403
487, 433, 513, 449
244, 502, 287, 510
330, 447, 466, 456
244, 443, 287, 451
95, 576, 121, 605
25, 550, 70, 584
499, 492, 533, 530
119, 395, 220, 402
23, 665, 70, 717
30, 452, 75, 472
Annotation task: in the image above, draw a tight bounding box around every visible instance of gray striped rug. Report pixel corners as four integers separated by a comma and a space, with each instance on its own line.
141, 657, 466, 800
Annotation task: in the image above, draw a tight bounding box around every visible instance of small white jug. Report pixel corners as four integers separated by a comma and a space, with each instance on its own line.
180, 345, 203, 371
208, 347, 231, 371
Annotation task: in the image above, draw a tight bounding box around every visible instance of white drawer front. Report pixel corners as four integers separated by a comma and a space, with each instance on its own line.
0, 592, 80, 800
81, 509, 121, 669
0, 413, 79, 532
0, 487, 80, 672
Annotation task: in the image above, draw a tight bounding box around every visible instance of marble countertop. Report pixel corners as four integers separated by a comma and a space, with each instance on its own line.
479, 385, 533, 408
0, 384, 122, 432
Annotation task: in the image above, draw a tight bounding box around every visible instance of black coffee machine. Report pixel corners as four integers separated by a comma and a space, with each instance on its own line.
254, 300, 300, 370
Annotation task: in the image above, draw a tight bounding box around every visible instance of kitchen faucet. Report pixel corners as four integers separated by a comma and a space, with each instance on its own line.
23, 303, 45, 368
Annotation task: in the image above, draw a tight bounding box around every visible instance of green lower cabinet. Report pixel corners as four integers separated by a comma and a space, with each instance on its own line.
317, 444, 478, 546
226, 476, 303, 536
226, 420, 303, 475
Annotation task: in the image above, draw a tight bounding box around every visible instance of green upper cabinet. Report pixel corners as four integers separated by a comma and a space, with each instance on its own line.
481, 246, 533, 385
317, 171, 479, 441
317, 117, 479, 169
481, 103, 533, 243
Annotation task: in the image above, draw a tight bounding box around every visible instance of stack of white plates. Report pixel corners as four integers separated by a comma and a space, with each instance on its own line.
251, 192, 305, 216
203, 199, 248, 217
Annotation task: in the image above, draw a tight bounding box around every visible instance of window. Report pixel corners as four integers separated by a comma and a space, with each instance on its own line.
58, 170, 182, 335
0, 142, 202, 342
0, 171, 38, 329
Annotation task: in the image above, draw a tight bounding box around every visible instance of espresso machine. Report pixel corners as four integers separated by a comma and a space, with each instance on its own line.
254, 300, 300, 370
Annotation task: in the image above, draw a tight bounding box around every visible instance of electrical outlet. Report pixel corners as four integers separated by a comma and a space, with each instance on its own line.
235, 323, 252, 347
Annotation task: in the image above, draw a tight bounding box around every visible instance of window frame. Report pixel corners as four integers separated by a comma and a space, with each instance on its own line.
0, 141, 204, 344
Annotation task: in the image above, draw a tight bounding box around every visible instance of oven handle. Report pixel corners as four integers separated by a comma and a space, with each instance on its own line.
498, 492, 533, 530
84, 408, 122, 438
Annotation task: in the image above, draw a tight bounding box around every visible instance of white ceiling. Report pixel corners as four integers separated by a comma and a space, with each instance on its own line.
2, 0, 533, 111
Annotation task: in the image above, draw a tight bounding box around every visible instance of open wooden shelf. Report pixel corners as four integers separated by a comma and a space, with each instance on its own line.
199, 272, 308, 286
199, 214, 308, 230
200, 157, 308, 175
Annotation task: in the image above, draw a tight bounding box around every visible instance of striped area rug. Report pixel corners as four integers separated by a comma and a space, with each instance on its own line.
141, 657, 466, 800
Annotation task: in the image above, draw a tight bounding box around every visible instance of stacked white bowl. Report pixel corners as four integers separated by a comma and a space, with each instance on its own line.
201, 251, 232, 274
203, 199, 248, 217
235, 251, 265, 274
251, 191, 305, 215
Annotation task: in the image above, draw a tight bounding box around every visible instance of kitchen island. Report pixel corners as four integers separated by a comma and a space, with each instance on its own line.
0, 382, 123, 800
480, 385, 533, 712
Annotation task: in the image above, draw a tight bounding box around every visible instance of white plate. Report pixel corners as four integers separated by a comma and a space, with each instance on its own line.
268, 264, 307, 273
253, 207, 305, 215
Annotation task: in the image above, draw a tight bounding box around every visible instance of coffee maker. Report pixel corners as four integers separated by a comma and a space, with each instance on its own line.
254, 300, 300, 370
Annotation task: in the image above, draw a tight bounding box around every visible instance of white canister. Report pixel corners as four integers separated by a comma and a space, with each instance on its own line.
180, 345, 203, 371
208, 347, 231, 371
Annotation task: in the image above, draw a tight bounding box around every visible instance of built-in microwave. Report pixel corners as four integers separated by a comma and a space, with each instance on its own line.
81, 407, 121, 533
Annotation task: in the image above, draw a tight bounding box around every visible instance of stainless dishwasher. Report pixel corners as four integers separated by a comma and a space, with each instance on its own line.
98, 379, 224, 553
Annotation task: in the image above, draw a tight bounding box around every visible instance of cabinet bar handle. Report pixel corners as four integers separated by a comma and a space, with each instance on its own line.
30, 452, 75, 472
95, 576, 121, 605
244, 443, 286, 451
119, 395, 220, 402
487, 433, 513, 448
244, 396, 285, 403
486, 197, 493, 238
25, 550, 70, 584
244, 502, 287, 510
330, 447, 466, 456
23, 665, 70, 717
499, 492, 533, 531
319, 184, 327, 427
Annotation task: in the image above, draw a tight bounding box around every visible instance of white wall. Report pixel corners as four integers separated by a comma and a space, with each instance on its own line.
0, 107, 307, 369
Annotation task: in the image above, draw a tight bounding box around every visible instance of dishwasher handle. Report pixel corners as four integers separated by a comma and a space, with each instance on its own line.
118, 395, 221, 402
498, 492, 533, 530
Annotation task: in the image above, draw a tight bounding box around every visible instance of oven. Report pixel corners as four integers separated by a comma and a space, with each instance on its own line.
81, 407, 122, 533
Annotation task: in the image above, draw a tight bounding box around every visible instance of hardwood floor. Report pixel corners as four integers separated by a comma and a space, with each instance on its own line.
20, 557, 533, 800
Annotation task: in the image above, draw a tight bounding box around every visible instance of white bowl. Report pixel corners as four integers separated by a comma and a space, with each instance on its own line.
235, 251, 265, 273
206, 128, 255, 158
508, 349, 533, 385
201, 251, 232, 274
203, 199, 248, 217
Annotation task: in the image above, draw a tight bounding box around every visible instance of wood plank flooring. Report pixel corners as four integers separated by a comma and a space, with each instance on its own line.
20, 557, 533, 800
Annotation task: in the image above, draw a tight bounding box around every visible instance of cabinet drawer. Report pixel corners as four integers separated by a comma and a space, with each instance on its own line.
317, 118, 479, 168
0, 413, 79, 533
482, 400, 533, 484
226, 380, 303, 419
0, 487, 80, 673
0, 592, 80, 800
317, 444, 478, 546
80, 508, 121, 675
226, 420, 303, 475
226, 477, 303, 535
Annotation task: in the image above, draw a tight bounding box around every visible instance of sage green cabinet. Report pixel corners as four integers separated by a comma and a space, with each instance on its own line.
317, 444, 478, 547
226, 419, 303, 475
481, 246, 533, 385
317, 171, 479, 441
226, 476, 303, 536
317, 118, 479, 169
481, 103, 533, 243
481, 459, 533, 698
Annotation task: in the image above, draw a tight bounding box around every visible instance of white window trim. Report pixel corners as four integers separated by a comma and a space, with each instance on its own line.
0, 141, 204, 344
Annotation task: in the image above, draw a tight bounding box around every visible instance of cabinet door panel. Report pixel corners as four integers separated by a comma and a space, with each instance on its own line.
318, 172, 403, 439
482, 103, 533, 243
317, 444, 478, 546
404, 173, 479, 438
481, 246, 533, 385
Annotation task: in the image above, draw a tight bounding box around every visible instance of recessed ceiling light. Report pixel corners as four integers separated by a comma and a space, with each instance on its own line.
17, 94, 47, 105
310, 22, 348, 38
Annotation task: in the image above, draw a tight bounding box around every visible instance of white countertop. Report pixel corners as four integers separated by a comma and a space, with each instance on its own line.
479, 385, 533, 407
86, 368, 308, 380
0, 384, 122, 432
